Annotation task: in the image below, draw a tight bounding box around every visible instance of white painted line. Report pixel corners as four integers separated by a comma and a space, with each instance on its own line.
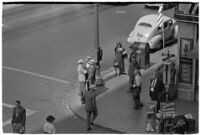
115, 10, 127, 13
3, 66, 69, 84
3, 103, 38, 127
3, 103, 38, 113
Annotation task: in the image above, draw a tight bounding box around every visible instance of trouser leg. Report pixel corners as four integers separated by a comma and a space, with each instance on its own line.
135, 97, 140, 108
156, 100, 160, 113
80, 82, 86, 103
133, 88, 140, 108
86, 111, 91, 128
79, 82, 86, 96
91, 110, 97, 124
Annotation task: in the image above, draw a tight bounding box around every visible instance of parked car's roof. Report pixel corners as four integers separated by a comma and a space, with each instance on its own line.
137, 14, 171, 27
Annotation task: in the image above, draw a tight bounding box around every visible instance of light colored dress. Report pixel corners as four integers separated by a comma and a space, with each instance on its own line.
43, 122, 56, 134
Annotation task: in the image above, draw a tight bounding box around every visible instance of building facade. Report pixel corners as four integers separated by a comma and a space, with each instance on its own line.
174, 3, 199, 101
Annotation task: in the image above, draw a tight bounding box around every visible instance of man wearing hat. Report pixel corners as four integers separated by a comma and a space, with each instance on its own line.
127, 55, 139, 93
114, 43, 125, 75
132, 66, 143, 109
43, 115, 56, 134
84, 56, 92, 90
85, 56, 92, 70
84, 84, 98, 131
149, 68, 164, 113
87, 59, 96, 86
77, 59, 88, 103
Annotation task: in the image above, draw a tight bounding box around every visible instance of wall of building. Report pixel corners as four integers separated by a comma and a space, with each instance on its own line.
176, 21, 196, 101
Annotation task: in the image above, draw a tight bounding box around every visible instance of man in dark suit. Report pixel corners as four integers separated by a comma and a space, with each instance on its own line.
149, 69, 164, 112
127, 55, 139, 93
11, 100, 26, 133
84, 85, 98, 131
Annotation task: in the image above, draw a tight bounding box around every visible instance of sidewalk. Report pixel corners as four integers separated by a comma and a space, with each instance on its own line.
67, 44, 199, 133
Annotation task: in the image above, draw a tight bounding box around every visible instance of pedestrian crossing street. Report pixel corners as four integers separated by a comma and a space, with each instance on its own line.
3, 103, 38, 127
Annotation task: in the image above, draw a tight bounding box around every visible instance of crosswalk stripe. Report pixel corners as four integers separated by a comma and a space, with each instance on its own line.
3, 66, 69, 84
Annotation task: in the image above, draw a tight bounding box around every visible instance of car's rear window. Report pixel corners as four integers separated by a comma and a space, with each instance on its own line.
138, 22, 152, 27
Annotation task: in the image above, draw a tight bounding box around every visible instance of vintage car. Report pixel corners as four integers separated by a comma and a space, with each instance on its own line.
127, 14, 178, 50
144, 3, 175, 10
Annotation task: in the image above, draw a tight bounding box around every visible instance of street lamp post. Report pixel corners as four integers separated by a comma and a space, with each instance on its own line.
94, 4, 104, 86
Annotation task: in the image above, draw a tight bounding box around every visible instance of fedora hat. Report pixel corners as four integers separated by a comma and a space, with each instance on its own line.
85, 56, 91, 60
77, 59, 84, 64
46, 115, 55, 122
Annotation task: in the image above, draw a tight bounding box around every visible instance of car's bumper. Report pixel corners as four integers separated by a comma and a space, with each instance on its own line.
144, 4, 160, 9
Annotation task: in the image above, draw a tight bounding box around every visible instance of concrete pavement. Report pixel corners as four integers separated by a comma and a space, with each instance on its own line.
67, 44, 199, 133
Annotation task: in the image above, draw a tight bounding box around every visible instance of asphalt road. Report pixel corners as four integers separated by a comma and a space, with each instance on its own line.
2, 3, 175, 133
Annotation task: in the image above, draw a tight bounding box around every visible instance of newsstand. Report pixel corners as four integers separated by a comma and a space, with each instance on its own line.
146, 102, 196, 133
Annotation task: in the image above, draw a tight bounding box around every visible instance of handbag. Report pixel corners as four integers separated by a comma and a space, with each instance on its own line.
113, 60, 119, 67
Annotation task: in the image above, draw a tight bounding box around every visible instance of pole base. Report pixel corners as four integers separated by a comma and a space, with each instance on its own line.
95, 76, 104, 86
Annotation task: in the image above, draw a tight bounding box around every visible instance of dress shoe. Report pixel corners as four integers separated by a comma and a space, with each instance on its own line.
87, 127, 91, 131
140, 103, 144, 108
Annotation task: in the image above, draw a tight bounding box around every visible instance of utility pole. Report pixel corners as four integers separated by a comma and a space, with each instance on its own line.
94, 4, 104, 86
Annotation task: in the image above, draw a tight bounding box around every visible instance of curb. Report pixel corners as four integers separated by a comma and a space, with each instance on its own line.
66, 63, 162, 133
67, 48, 177, 133
66, 96, 125, 133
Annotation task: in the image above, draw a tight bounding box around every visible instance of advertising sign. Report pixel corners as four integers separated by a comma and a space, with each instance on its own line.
179, 38, 193, 84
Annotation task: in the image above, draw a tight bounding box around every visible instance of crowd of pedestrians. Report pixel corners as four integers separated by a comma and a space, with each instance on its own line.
10, 41, 171, 133
77, 55, 98, 131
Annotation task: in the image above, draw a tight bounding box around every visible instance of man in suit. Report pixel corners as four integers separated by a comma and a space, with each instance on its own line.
77, 59, 88, 103
149, 69, 164, 113
127, 55, 139, 93
11, 100, 26, 133
87, 59, 96, 85
84, 85, 98, 131
114, 42, 125, 75
132, 66, 143, 109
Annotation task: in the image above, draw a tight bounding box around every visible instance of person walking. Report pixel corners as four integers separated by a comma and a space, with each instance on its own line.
127, 55, 139, 93
84, 85, 98, 131
77, 59, 88, 104
11, 100, 26, 134
87, 59, 96, 85
132, 67, 143, 109
149, 69, 164, 113
43, 115, 56, 134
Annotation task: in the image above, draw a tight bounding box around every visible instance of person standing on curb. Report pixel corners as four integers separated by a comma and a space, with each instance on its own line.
113, 58, 120, 76
114, 42, 125, 75
84, 85, 98, 131
11, 100, 26, 134
87, 59, 96, 85
77, 59, 87, 104
43, 115, 56, 134
127, 55, 139, 93
132, 66, 143, 109
84, 56, 91, 90
149, 69, 164, 113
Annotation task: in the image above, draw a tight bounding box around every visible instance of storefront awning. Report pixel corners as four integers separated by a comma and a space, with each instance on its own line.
188, 45, 199, 59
